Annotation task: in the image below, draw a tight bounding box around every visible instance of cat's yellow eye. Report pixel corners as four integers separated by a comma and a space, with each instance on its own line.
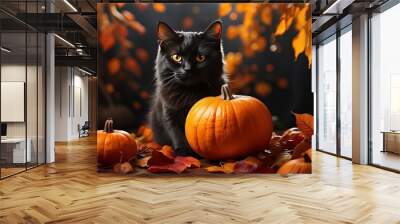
195, 55, 206, 62
171, 54, 182, 63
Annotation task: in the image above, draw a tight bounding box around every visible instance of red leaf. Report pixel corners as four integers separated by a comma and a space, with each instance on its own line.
147, 150, 174, 166
234, 156, 262, 173
292, 139, 312, 159
293, 113, 314, 138
148, 162, 187, 174
174, 156, 201, 168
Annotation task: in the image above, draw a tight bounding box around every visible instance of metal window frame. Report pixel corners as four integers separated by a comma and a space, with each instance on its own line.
315, 23, 353, 162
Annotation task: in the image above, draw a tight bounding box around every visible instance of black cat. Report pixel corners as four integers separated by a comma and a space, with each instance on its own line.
148, 20, 227, 157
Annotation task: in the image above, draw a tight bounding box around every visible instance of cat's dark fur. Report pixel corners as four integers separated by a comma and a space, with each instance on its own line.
148, 20, 227, 157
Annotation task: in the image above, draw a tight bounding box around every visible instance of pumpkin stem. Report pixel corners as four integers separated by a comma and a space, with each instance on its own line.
221, 84, 234, 100
104, 118, 114, 133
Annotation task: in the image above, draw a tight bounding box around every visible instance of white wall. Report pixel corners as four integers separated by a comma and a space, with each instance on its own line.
54, 67, 89, 141
1, 63, 46, 164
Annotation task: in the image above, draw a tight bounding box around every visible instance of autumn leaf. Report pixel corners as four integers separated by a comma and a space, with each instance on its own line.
219, 3, 232, 17
234, 156, 262, 173
292, 139, 312, 159
99, 26, 115, 52
280, 128, 305, 150
273, 152, 292, 168
159, 145, 175, 159
175, 156, 201, 168
113, 162, 134, 174
136, 125, 153, 143
147, 150, 174, 166
292, 112, 314, 138
292, 28, 306, 60
153, 3, 166, 13
206, 162, 235, 174
136, 156, 151, 168
108, 58, 120, 76
124, 58, 142, 77
122, 11, 134, 21
148, 162, 188, 174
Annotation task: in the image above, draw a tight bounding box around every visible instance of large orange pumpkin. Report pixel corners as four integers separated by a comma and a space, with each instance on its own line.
97, 118, 137, 166
277, 158, 311, 174
185, 84, 273, 160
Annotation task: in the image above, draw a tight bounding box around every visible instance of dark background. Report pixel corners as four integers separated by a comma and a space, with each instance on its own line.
98, 3, 312, 132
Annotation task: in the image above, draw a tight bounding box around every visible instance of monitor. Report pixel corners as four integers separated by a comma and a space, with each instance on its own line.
1, 123, 7, 137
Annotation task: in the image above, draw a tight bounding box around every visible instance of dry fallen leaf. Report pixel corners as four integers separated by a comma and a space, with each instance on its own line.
147, 150, 174, 167
148, 162, 187, 174
292, 139, 312, 159
175, 156, 201, 168
206, 162, 235, 174
293, 112, 314, 138
136, 156, 151, 168
113, 162, 134, 174
234, 156, 262, 173
159, 145, 175, 159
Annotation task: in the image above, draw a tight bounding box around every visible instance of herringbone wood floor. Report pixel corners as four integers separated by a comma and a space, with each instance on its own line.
1, 137, 400, 224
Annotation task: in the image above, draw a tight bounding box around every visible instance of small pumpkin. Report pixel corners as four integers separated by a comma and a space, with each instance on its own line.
277, 158, 311, 174
185, 84, 273, 160
97, 118, 137, 166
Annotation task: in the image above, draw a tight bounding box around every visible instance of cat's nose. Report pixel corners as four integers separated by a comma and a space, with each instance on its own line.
183, 62, 191, 71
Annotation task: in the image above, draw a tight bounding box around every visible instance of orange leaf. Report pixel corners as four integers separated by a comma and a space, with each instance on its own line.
148, 162, 188, 174
99, 28, 115, 52
108, 58, 120, 75
293, 113, 314, 138
205, 162, 235, 174
136, 156, 151, 168
153, 3, 166, 13
175, 156, 201, 168
122, 11, 134, 21
234, 156, 262, 173
159, 145, 175, 159
219, 3, 232, 17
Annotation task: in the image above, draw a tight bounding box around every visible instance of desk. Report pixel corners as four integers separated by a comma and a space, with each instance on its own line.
1, 138, 31, 164
382, 131, 400, 154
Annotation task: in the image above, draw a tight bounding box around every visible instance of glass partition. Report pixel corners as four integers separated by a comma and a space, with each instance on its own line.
339, 27, 352, 158
0, 0, 46, 179
370, 3, 400, 171
317, 35, 337, 154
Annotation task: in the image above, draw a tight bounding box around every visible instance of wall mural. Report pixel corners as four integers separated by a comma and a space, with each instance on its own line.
97, 3, 313, 175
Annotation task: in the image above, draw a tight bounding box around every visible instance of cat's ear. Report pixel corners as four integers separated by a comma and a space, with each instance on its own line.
157, 21, 177, 42
203, 20, 222, 40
